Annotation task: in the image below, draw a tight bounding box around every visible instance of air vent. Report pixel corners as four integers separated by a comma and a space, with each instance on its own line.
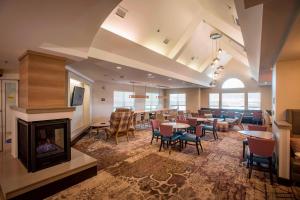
163, 38, 170, 45
115, 6, 128, 18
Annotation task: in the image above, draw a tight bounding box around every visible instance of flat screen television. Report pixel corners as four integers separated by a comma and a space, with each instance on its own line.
71, 86, 85, 106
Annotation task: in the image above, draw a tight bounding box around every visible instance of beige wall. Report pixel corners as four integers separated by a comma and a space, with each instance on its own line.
92, 81, 164, 122
273, 59, 300, 121
200, 59, 272, 110
164, 88, 201, 113
68, 73, 92, 139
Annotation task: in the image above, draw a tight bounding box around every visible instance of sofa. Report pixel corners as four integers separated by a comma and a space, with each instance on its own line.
199, 108, 263, 125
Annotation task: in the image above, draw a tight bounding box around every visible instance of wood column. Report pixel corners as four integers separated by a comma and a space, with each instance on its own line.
18, 50, 67, 109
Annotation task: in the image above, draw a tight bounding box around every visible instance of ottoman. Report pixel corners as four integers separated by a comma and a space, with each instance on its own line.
217, 121, 229, 132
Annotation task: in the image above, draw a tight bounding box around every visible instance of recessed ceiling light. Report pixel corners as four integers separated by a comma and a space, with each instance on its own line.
148, 73, 152, 76
116, 66, 122, 70
168, 78, 172, 81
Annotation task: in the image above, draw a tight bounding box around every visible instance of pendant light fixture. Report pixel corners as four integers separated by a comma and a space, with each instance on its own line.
129, 81, 149, 99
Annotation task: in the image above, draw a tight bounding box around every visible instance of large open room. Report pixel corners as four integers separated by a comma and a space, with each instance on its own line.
1, 0, 300, 199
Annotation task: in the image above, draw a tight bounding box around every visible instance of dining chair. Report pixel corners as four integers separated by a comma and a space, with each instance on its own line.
180, 125, 203, 155
143, 112, 150, 127
242, 125, 268, 158
203, 119, 218, 140
159, 125, 181, 154
177, 115, 185, 121
135, 113, 142, 128
150, 119, 161, 144
247, 137, 276, 184
187, 118, 198, 133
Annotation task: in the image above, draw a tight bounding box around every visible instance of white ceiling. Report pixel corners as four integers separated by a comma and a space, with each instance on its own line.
0, 0, 253, 88
70, 58, 201, 88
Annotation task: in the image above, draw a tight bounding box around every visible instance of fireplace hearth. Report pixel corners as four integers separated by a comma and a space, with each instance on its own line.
18, 118, 71, 172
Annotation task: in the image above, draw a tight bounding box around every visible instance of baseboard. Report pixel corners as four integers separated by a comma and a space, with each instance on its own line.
9, 165, 97, 200
71, 126, 91, 146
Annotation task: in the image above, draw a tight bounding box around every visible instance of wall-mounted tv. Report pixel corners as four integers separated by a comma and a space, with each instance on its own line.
71, 86, 85, 106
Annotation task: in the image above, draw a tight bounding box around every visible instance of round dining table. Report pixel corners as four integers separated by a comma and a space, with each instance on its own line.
161, 122, 190, 130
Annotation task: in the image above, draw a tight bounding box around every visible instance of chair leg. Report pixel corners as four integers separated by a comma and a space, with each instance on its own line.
185, 141, 187, 147
196, 141, 200, 155
126, 132, 129, 142
248, 153, 253, 179
269, 157, 273, 185
159, 140, 163, 152
199, 141, 203, 152
115, 133, 119, 145
243, 142, 245, 158
151, 135, 154, 144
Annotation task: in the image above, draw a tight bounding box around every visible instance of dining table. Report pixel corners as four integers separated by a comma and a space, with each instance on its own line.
238, 130, 273, 140
161, 122, 190, 131
191, 117, 224, 123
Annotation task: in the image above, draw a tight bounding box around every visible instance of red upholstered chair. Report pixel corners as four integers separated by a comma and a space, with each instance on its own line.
150, 119, 161, 144
187, 118, 198, 133
242, 125, 268, 158
247, 137, 275, 184
159, 125, 180, 154
180, 125, 203, 155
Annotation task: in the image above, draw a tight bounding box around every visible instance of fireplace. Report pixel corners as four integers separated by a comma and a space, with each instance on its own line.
18, 118, 71, 172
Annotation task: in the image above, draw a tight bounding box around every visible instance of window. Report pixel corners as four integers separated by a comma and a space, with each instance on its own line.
169, 93, 186, 111
113, 91, 135, 110
248, 92, 261, 110
222, 78, 245, 89
145, 93, 159, 111
222, 93, 245, 109
209, 93, 219, 108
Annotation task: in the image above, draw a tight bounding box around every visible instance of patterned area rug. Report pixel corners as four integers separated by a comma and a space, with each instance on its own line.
47, 129, 300, 200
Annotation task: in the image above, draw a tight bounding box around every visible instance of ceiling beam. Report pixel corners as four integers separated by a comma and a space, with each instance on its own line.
167, 15, 203, 60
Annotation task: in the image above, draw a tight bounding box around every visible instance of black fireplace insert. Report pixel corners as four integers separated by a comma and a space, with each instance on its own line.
18, 118, 71, 172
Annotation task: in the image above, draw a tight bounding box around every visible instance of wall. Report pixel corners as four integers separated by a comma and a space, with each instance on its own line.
273, 59, 300, 121
68, 72, 92, 139
92, 81, 164, 122
200, 59, 272, 111
164, 88, 201, 113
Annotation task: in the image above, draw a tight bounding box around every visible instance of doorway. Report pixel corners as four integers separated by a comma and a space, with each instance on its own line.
0, 80, 18, 151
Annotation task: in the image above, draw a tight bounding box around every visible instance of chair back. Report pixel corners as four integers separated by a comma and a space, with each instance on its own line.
247, 137, 275, 157
151, 119, 160, 131
136, 113, 142, 121
195, 125, 203, 137
117, 112, 131, 132
191, 113, 199, 117
187, 118, 198, 127
248, 124, 267, 131
144, 112, 150, 120
156, 113, 165, 122
178, 111, 184, 116
128, 111, 135, 131
177, 115, 185, 121
108, 112, 121, 133
176, 119, 189, 124
160, 125, 173, 137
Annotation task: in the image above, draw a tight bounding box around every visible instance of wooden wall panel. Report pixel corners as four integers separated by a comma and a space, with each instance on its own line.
18, 51, 67, 109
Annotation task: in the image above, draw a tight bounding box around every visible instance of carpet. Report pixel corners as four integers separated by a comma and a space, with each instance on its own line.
47, 129, 300, 200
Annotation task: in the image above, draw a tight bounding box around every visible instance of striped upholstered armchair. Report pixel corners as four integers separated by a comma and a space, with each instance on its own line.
105, 112, 132, 144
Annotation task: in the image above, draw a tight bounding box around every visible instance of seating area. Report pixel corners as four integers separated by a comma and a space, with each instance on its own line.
1, 0, 300, 199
